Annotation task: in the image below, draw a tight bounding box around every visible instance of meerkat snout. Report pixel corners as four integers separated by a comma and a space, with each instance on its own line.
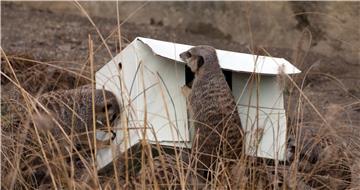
180, 50, 199, 72
179, 51, 193, 63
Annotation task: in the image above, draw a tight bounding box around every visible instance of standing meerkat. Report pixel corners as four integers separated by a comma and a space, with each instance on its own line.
179, 46, 244, 175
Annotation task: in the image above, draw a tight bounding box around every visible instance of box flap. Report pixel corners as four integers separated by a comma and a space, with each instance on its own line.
137, 37, 301, 75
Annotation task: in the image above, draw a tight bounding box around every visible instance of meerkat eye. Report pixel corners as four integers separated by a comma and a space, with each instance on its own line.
101, 103, 113, 113
184, 51, 192, 58
111, 130, 116, 140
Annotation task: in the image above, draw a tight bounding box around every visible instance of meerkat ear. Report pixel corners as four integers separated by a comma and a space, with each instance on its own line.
197, 56, 204, 68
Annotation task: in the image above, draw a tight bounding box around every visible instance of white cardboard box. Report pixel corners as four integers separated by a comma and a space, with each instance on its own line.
95, 37, 301, 169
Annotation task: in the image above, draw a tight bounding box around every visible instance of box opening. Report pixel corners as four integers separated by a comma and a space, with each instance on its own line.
185, 66, 232, 90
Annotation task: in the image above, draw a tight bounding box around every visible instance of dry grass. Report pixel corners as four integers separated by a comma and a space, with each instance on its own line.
1, 2, 359, 190
2, 44, 359, 190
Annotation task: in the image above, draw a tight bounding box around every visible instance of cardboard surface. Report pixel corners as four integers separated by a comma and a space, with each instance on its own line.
138, 37, 301, 75
95, 39, 189, 169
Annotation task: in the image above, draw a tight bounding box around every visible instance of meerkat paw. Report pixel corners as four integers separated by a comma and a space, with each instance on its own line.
181, 85, 191, 98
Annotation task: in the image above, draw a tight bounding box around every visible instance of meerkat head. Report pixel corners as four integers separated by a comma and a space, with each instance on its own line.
35, 87, 121, 143
94, 91, 120, 126
94, 90, 121, 141
179, 45, 219, 73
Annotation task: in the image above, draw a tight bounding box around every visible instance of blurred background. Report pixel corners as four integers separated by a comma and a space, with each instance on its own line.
4, 1, 359, 64
2, 1, 359, 122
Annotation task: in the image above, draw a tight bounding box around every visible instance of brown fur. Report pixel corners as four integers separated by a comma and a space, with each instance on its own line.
287, 125, 353, 189
180, 46, 244, 175
132, 152, 205, 190
24, 85, 121, 187
99, 149, 205, 190
35, 84, 120, 147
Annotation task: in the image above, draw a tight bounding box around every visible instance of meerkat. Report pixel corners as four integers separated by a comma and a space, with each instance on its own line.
23, 85, 121, 187
130, 152, 204, 189
34, 84, 120, 147
1, 59, 89, 130
286, 125, 353, 189
98, 145, 205, 189
179, 46, 244, 176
